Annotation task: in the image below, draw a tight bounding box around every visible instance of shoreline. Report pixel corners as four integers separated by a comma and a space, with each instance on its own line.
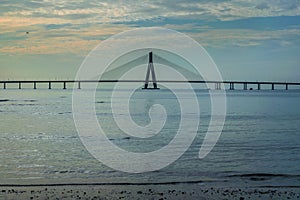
1, 184, 299, 200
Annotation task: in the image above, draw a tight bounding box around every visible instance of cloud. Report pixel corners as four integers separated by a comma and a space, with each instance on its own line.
0, 0, 299, 55
0, 23, 129, 55
1, 25, 299, 56
1, 1, 300, 23
255, 3, 269, 10
0, 39, 98, 55
0, 17, 71, 32
178, 27, 300, 48
45, 23, 73, 30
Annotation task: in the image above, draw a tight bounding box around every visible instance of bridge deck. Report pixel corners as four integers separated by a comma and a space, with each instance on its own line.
0, 80, 300, 90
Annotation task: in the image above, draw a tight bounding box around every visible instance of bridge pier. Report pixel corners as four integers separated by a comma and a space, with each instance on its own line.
19, 82, 21, 89
286, 84, 288, 90
48, 82, 51, 89
272, 83, 274, 90
215, 82, 221, 90
229, 82, 234, 90
257, 83, 261, 90
243, 83, 247, 90
34, 82, 37, 89
78, 81, 81, 89
3, 82, 6, 89
63, 82, 66, 89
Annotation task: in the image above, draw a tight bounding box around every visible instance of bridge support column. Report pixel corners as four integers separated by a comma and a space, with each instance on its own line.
229, 82, 234, 90
257, 83, 261, 90
48, 82, 51, 89
243, 83, 247, 90
215, 82, 221, 90
3, 82, 6, 89
34, 82, 37, 89
272, 83, 274, 90
286, 84, 288, 90
19, 82, 21, 89
78, 81, 81, 89
63, 82, 66, 89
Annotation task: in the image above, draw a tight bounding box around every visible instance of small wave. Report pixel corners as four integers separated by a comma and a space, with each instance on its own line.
0, 99, 10, 102
228, 173, 299, 178
17, 164, 46, 169
10, 103, 37, 106
58, 112, 72, 115
227, 173, 300, 181
23, 100, 37, 102
0, 180, 211, 187
109, 137, 131, 141
55, 170, 77, 174
0, 99, 37, 103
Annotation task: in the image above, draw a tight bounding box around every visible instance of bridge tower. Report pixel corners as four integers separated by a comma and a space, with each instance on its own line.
143, 52, 159, 89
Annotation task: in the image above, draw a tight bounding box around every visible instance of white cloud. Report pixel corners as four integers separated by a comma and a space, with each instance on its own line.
0, 0, 299, 55
188, 28, 300, 48
2, 1, 300, 23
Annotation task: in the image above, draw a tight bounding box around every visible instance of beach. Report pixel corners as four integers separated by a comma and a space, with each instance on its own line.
1, 184, 300, 200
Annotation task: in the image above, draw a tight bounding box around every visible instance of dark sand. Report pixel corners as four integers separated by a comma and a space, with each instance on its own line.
1, 184, 299, 200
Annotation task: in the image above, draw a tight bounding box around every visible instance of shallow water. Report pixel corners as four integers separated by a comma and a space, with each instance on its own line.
0, 87, 299, 187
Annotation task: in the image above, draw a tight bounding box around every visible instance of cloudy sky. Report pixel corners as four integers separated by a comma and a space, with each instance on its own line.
1, 0, 299, 81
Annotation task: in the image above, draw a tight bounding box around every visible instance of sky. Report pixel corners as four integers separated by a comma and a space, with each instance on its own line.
0, 0, 300, 81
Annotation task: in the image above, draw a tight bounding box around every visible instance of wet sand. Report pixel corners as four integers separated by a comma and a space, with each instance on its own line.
1, 184, 299, 200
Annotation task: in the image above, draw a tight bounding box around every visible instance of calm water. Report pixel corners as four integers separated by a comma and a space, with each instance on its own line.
0, 87, 300, 187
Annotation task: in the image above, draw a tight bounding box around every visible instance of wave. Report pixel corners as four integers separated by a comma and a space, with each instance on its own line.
226, 173, 300, 181
0, 99, 10, 102
0, 180, 209, 187
58, 111, 72, 115
96, 101, 106, 104
227, 173, 300, 178
0, 99, 38, 106
0, 99, 37, 102
10, 103, 37, 106
23, 100, 37, 102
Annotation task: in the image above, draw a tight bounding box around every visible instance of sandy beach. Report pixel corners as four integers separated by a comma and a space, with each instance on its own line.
1, 184, 299, 200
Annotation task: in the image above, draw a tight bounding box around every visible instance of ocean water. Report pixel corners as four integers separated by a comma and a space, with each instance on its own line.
0, 86, 300, 187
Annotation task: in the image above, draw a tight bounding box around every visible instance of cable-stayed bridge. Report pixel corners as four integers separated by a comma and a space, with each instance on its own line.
1, 79, 299, 90
1, 52, 299, 90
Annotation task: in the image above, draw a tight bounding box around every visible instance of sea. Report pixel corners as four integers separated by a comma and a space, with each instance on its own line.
0, 84, 300, 188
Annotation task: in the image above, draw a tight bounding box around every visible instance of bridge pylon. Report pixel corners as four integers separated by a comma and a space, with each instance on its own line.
143, 52, 159, 90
